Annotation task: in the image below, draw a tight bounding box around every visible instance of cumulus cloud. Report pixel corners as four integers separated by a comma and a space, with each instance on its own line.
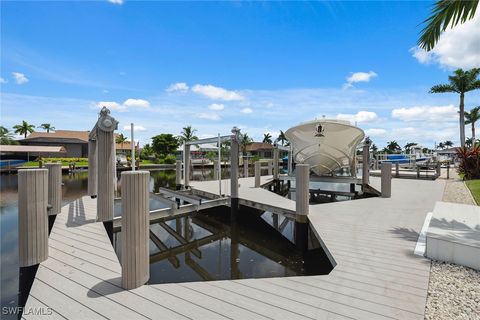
123, 125, 146, 131
411, 15, 480, 69
365, 128, 387, 137
192, 84, 244, 101
123, 98, 150, 108
95, 98, 150, 112
240, 107, 253, 114
208, 103, 225, 111
391, 105, 457, 122
12, 72, 29, 85
0, 77, 7, 84
166, 82, 189, 93
108, 0, 124, 5
336, 111, 378, 123
197, 112, 220, 121
343, 71, 377, 89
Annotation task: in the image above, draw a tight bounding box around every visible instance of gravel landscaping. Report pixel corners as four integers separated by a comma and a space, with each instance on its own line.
424, 171, 480, 320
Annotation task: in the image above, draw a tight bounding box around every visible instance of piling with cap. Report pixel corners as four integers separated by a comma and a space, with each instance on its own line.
18, 169, 49, 267
254, 161, 261, 187
121, 171, 150, 289
381, 163, 392, 198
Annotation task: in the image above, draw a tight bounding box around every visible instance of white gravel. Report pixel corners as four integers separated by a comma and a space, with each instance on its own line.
424, 170, 480, 320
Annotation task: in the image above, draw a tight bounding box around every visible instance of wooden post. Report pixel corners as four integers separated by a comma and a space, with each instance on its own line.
88, 139, 97, 198
18, 169, 48, 267
254, 161, 261, 187
243, 158, 248, 178
436, 163, 441, 178
184, 144, 190, 188
395, 163, 399, 178
273, 146, 279, 180
131, 123, 136, 171
288, 146, 293, 176
268, 160, 273, 175
213, 160, 219, 180
381, 163, 392, 198
417, 165, 420, 179
447, 163, 450, 179
121, 171, 150, 289
175, 160, 182, 189
230, 128, 240, 200
362, 144, 370, 185
45, 163, 62, 216
296, 164, 310, 216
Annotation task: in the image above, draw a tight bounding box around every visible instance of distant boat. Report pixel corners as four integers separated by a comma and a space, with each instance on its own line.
285, 119, 365, 176
377, 145, 431, 165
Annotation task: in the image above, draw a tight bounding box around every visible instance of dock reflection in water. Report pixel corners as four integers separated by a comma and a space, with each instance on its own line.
113, 206, 334, 284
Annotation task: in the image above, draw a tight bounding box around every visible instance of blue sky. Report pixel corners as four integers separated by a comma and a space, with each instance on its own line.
1, 1, 479, 148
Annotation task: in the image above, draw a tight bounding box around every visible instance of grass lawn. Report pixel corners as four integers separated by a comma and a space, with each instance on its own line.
465, 179, 480, 205
23, 161, 89, 167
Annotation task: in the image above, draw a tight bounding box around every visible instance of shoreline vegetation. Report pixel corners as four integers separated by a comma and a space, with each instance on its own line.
465, 179, 480, 205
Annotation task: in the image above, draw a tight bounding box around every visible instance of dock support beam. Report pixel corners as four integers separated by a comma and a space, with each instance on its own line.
230, 127, 240, 212
213, 160, 219, 180
121, 171, 150, 289
18, 169, 49, 267
362, 143, 370, 186
184, 144, 191, 189
381, 163, 392, 198
244, 158, 248, 178
175, 160, 182, 190
254, 161, 261, 187
45, 163, 62, 233
88, 139, 97, 198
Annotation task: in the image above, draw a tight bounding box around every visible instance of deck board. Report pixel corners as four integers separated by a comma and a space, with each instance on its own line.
24, 175, 445, 319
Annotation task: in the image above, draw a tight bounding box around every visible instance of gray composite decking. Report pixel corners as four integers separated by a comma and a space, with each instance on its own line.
24, 176, 445, 319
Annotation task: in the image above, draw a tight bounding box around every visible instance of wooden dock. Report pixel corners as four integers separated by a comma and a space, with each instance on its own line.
24, 176, 445, 319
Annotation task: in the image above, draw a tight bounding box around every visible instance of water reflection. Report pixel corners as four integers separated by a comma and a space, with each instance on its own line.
113, 206, 333, 284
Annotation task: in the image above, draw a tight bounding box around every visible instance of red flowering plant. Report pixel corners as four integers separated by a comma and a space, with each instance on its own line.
456, 144, 480, 180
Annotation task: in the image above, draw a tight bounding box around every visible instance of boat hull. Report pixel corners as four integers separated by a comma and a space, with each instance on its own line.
285, 120, 365, 175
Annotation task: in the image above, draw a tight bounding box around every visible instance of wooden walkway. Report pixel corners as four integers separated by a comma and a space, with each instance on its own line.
24, 176, 445, 319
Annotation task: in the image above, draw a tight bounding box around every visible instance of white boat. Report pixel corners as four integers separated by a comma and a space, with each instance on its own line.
285, 119, 365, 176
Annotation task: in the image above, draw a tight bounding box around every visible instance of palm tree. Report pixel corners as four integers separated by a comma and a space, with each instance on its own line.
0, 126, 18, 145
465, 106, 480, 141
277, 130, 288, 146
404, 142, 417, 153
179, 126, 198, 144
418, 0, 479, 51
13, 120, 35, 138
437, 142, 445, 150
262, 133, 272, 144
240, 133, 253, 154
430, 68, 480, 147
40, 123, 55, 133
443, 140, 454, 148
116, 133, 128, 151
386, 140, 401, 153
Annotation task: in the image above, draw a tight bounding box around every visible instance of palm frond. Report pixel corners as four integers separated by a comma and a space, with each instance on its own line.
418, 0, 478, 51
429, 83, 457, 93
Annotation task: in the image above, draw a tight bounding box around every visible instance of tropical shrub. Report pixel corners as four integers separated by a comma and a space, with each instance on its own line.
163, 154, 177, 164
456, 145, 480, 180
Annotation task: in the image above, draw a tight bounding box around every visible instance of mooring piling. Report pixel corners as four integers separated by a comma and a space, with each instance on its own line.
381, 163, 392, 198
175, 160, 182, 190
88, 139, 97, 198
183, 144, 191, 189
296, 164, 310, 216
45, 163, 62, 233
244, 158, 249, 178
254, 161, 261, 187
230, 127, 240, 212
362, 143, 370, 186
121, 171, 150, 289
18, 169, 49, 267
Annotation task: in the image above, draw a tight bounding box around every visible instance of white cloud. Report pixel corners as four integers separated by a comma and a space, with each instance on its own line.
12, 72, 29, 85
197, 112, 220, 121
123, 98, 150, 108
123, 125, 146, 131
0, 77, 7, 84
240, 107, 253, 114
365, 128, 387, 137
344, 71, 377, 88
208, 103, 225, 111
411, 15, 480, 69
103, 89, 109, 93
391, 105, 457, 122
108, 0, 124, 5
166, 82, 189, 93
192, 84, 244, 101
96, 101, 125, 111
336, 110, 378, 123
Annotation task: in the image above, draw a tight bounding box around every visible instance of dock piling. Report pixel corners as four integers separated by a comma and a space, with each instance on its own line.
45, 163, 62, 233
18, 169, 49, 267
381, 163, 392, 198
184, 144, 191, 189
175, 160, 182, 190
88, 139, 97, 198
288, 146, 293, 176
273, 146, 279, 180
230, 127, 240, 211
362, 143, 370, 185
296, 164, 310, 216
254, 161, 261, 187
268, 160, 273, 176
244, 158, 248, 178
213, 160, 219, 180
395, 163, 400, 178
121, 171, 150, 290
